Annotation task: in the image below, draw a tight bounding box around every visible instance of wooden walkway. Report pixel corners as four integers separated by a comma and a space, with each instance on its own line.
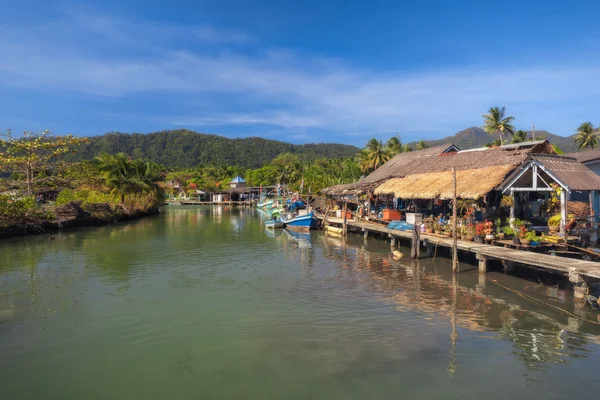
319, 216, 600, 281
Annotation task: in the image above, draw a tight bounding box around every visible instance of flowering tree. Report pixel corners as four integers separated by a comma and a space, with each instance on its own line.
0, 130, 87, 196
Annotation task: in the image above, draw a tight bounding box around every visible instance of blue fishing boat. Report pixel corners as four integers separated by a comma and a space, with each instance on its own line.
280, 211, 318, 232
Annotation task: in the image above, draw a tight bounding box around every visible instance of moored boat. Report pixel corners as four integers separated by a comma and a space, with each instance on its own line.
257, 199, 274, 209
265, 218, 283, 229
280, 211, 318, 232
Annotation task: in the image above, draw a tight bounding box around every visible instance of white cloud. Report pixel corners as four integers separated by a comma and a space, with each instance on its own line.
0, 9, 599, 140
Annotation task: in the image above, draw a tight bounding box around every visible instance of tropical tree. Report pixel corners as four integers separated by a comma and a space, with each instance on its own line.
574, 122, 598, 150
401, 144, 412, 153
0, 129, 86, 195
512, 130, 528, 144
357, 138, 392, 173
270, 153, 302, 184
385, 136, 403, 156
415, 140, 428, 150
482, 107, 516, 145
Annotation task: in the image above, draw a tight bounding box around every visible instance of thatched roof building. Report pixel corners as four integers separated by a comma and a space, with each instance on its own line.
373, 141, 555, 199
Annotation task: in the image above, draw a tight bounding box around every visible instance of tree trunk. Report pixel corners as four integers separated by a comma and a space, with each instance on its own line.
26, 163, 33, 197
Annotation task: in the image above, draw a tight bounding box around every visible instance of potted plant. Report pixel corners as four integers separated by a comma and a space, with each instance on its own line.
501, 226, 514, 239
515, 226, 527, 245
521, 230, 537, 246
443, 223, 453, 237
547, 214, 561, 234
459, 225, 468, 240
484, 220, 495, 242
424, 216, 434, 233
495, 218, 504, 238
500, 195, 514, 208
464, 224, 475, 241
474, 222, 485, 243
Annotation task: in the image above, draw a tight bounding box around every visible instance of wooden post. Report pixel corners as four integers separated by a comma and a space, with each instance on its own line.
363, 229, 368, 240
342, 201, 348, 236
590, 191, 598, 243
452, 168, 458, 273
560, 189, 568, 236
411, 223, 420, 259
323, 206, 330, 230
476, 253, 487, 273
390, 235, 396, 249
509, 188, 516, 228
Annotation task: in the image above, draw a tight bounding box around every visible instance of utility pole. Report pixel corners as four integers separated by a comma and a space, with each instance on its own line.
532, 123, 535, 141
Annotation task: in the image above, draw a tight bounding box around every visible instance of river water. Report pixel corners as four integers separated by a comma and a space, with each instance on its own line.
1, 206, 600, 399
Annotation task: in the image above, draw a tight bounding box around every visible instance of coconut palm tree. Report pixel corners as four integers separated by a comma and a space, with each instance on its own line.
385, 136, 403, 156
574, 122, 598, 150
482, 106, 516, 145
415, 140, 428, 150
512, 130, 528, 144
358, 138, 392, 173
401, 144, 412, 153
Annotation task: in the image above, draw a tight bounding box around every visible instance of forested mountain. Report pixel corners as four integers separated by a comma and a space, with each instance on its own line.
406, 127, 579, 153
65, 130, 360, 169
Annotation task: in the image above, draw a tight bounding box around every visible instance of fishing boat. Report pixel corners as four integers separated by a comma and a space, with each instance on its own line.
256, 199, 274, 209
265, 217, 283, 229
280, 211, 318, 232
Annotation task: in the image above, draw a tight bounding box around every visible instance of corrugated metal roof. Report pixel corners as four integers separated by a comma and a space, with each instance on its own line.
531, 155, 600, 191
564, 150, 600, 164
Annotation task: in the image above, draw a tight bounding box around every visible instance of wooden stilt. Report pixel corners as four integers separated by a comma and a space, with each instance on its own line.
452, 168, 458, 273
342, 201, 348, 236
411, 224, 420, 259
560, 189, 568, 236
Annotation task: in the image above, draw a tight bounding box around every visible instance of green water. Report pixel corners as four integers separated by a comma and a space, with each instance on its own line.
1, 206, 600, 399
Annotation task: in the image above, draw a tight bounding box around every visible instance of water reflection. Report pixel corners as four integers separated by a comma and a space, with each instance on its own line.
281, 230, 600, 371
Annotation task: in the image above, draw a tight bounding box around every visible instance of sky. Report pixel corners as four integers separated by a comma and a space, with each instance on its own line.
1, 0, 599, 146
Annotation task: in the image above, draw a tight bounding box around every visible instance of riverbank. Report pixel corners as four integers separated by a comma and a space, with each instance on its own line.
0, 201, 161, 239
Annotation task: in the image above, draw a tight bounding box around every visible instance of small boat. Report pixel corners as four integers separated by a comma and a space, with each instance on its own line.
257, 199, 274, 209
265, 218, 283, 229
281, 211, 318, 232
325, 225, 344, 235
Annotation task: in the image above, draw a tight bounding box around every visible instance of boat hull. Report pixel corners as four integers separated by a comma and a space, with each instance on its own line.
265, 220, 283, 229
281, 212, 318, 232
257, 201, 273, 209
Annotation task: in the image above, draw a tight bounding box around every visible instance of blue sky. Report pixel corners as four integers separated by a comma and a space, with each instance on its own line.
1, 0, 599, 146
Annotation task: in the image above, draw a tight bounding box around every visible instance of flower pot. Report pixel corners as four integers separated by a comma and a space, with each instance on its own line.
444, 232, 452, 238
434, 230, 441, 235
497, 233, 505, 239
425, 229, 433, 234
465, 235, 474, 242
485, 234, 495, 241
521, 239, 531, 246
474, 236, 484, 244
549, 226, 559, 234
512, 237, 521, 245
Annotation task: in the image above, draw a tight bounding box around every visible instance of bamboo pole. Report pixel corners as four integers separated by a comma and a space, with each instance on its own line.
452, 168, 458, 273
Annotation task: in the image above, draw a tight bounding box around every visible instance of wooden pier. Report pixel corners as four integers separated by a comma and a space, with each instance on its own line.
318, 216, 600, 290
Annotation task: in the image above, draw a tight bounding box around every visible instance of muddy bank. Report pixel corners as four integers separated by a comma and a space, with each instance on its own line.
0, 203, 161, 239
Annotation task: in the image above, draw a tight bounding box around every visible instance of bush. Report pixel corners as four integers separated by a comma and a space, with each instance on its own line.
0, 195, 54, 226
56, 189, 119, 207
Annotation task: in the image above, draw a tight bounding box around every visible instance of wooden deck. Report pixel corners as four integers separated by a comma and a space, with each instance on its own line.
318, 216, 600, 280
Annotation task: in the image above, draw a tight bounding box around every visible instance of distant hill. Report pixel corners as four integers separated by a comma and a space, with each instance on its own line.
407, 127, 579, 153
66, 130, 360, 169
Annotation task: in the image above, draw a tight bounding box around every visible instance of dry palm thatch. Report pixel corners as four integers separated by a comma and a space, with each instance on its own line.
374, 166, 515, 200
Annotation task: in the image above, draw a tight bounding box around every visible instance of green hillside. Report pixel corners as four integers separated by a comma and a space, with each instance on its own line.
65, 130, 360, 169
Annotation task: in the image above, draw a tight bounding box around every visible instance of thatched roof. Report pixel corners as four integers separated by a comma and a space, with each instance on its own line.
324, 140, 555, 196
374, 165, 515, 199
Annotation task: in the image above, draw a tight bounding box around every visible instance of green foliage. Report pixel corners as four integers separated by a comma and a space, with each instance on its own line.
501, 226, 516, 236
482, 106, 516, 145
63, 130, 359, 169
512, 130, 528, 143
574, 122, 598, 150
0, 195, 54, 226
357, 138, 392, 173
0, 129, 87, 195
56, 189, 119, 207
547, 214, 562, 227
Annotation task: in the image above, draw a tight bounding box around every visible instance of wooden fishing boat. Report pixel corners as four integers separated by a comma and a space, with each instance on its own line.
325, 226, 344, 235
281, 211, 318, 232
257, 199, 274, 209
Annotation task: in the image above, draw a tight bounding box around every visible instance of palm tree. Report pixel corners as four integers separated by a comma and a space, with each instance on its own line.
92, 152, 134, 205
512, 130, 528, 144
482, 106, 516, 145
574, 122, 598, 150
358, 138, 391, 173
415, 140, 428, 150
401, 144, 412, 153
385, 136, 403, 156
